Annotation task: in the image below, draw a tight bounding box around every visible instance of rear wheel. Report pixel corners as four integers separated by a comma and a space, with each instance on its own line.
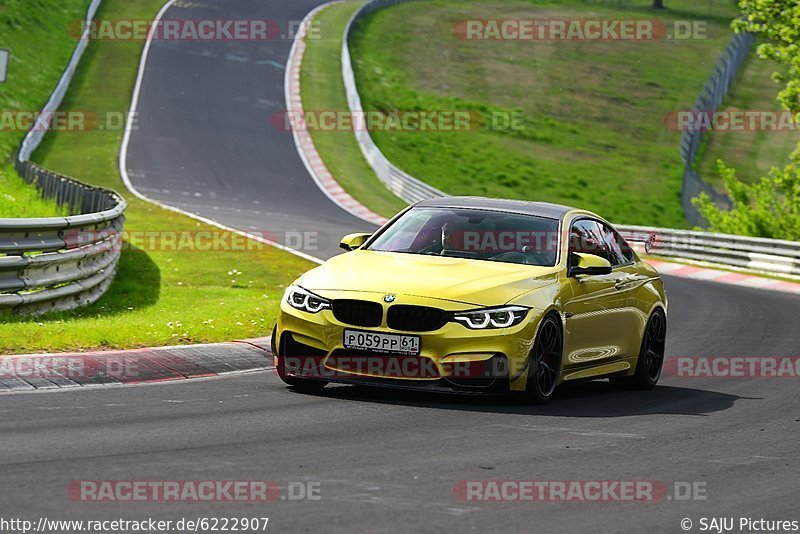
524, 314, 563, 404
615, 309, 666, 390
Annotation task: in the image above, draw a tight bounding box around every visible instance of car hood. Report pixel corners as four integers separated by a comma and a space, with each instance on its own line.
299, 250, 559, 306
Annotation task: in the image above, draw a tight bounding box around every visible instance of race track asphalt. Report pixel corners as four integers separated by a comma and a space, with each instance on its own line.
1, 1, 797, 532
123, 0, 372, 259
1, 275, 798, 532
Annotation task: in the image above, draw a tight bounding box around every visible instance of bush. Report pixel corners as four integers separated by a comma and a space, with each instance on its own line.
693, 155, 800, 240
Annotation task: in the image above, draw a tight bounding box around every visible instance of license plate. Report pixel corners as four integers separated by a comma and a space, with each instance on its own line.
343, 329, 420, 355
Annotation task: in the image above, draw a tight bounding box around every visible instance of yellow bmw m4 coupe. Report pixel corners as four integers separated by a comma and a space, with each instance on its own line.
272, 197, 667, 403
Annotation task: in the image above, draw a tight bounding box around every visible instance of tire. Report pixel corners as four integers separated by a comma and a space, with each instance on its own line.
614, 308, 666, 390
286, 378, 327, 393
276, 358, 327, 393
524, 314, 563, 404
275, 331, 328, 393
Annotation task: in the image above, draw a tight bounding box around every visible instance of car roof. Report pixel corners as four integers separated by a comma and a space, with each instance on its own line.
414, 196, 576, 220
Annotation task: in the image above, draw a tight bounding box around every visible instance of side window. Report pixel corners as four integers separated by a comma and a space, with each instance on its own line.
569, 219, 609, 263
599, 223, 634, 267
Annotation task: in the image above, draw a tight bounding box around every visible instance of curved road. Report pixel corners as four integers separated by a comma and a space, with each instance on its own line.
124, 0, 372, 259
1, 1, 798, 532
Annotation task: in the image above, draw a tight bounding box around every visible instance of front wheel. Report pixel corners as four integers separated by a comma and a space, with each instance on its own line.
286, 378, 327, 394
615, 308, 666, 390
524, 314, 563, 404
276, 359, 327, 393
275, 334, 327, 394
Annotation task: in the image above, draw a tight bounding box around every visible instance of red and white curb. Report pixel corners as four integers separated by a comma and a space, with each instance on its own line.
0, 338, 275, 393
648, 260, 800, 295
285, 1, 388, 227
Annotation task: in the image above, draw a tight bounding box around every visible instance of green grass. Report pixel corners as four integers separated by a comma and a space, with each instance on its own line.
300, 1, 408, 219
346, 0, 743, 228
0, 0, 313, 354
697, 55, 800, 187
0, 0, 89, 218
0, 164, 68, 217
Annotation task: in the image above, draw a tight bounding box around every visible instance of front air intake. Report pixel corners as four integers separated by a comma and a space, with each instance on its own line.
387, 305, 448, 332
331, 299, 383, 327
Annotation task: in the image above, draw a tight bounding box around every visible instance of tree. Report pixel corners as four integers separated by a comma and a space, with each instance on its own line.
692, 1, 800, 240
652, 0, 665, 8
733, 0, 800, 113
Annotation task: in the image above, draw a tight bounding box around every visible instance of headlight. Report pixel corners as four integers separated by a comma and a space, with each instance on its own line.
452, 306, 529, 330
285, 285, 330, 314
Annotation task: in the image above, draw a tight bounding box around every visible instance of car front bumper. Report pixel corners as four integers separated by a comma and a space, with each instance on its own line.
274, 291, 544, 393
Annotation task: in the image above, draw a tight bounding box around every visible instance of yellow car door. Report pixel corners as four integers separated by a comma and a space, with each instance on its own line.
561, 219, 636, 376
598, 221, 652, 358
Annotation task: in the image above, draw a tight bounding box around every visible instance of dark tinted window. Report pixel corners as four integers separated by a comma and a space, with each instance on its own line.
599, 222, 634, 266
569, 219, 609, 262
367, 207, 560, 266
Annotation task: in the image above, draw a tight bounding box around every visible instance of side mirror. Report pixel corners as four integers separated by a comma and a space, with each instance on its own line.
569, 252, 612, 277
339, 233, 371, 252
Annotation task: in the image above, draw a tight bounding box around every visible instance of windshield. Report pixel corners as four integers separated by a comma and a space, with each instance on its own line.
367, 207, 560, 266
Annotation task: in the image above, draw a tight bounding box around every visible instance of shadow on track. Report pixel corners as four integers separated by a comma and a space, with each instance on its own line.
287, 380, 752, 418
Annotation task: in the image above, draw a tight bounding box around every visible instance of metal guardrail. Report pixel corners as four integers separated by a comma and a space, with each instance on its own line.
617, 225, 800, 277
340, 1, 799, 276
0, 0, 127, 316
680, 32, 753, 227
342, 0, 444, 203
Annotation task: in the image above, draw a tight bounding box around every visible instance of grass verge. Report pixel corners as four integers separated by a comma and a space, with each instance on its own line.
303, 0, 797, 240
300, 0, 408, 219
0, 164, 68, 218
342, 0, 743, 228
0, 0, 87, 218
0, 0, 313, 354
